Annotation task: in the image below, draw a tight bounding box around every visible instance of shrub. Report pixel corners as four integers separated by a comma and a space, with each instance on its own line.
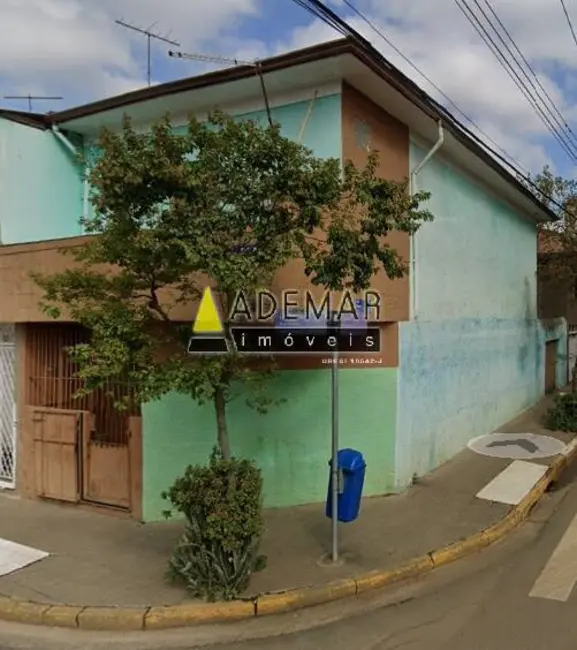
162, 448, 267, 601
544, 392, 577, 432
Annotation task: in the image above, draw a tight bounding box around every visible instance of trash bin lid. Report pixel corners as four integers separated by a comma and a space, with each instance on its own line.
337, 448, 366, 471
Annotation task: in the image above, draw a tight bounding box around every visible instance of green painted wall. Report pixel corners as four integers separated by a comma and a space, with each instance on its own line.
142, 368, 398, 522
0, 118, 84, 243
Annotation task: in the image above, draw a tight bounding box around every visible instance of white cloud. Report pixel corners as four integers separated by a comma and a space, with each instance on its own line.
268, 0, 577, 174
1, 0, 576, 175
0, 0, 259, 103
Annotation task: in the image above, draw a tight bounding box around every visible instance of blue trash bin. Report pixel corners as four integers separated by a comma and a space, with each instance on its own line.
325, 448, 366, 523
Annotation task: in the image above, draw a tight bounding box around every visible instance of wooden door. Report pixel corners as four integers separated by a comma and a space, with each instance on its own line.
81, 412, 131, 509
30, 407, 85, 503
545, 340, 558, 394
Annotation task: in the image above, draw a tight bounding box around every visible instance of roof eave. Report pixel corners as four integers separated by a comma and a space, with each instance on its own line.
45, 36, 556, 223
0, 109, 49, 130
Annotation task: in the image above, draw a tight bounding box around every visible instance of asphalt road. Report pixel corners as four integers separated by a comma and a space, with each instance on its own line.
3, 463, 577, 650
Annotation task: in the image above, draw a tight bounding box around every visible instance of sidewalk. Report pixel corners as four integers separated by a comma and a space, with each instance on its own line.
0, 395, 572, 609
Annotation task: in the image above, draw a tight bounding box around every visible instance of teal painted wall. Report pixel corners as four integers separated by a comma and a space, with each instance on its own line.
142, 368, 398, 522
0, 118, 83, 243
140, 93, 400, 521
395, 140, 562, 487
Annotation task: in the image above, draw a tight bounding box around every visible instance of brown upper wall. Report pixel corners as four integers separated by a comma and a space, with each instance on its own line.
341, 83, 410, 322
0, 237, 92, 322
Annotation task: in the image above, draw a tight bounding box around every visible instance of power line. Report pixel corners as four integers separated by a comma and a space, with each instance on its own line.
483, 0, 577, 143
289, 0, 569, 214
168, 50, 273, 127
327, 0, 532, 176
456, 0, 577, 163
3, 95, 63, 112
560, 0, 577, 48
115, 18, 180, 87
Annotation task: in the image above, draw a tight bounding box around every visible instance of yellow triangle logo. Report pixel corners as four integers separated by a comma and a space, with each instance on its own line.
193, 287, 223, 335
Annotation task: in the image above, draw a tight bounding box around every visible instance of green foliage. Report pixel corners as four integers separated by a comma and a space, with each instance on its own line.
33, 110, 434, 458
162, 448, 266, 601
544, 393, 577, 431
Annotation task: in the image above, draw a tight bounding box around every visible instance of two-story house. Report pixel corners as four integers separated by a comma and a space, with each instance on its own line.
0, 37, 566, 521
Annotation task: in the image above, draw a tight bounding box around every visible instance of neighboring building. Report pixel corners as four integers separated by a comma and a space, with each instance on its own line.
538, 229, 577, 323
0, 37, 566, 521
538, 229, 576, 387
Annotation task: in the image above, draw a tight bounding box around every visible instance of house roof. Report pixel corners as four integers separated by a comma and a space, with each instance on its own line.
0, 108, 48, 130
0, 37, 557, 223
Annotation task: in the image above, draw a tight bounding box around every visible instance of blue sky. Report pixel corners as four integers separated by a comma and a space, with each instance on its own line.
1, 0, 576, 179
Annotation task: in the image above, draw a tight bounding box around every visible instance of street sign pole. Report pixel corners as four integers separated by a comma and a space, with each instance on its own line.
330, 311, 340, 563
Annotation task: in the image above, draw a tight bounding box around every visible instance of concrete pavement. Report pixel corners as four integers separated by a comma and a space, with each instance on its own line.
0, 394, 573, 637
0, 462, 573, 649
0, 445, 517, 606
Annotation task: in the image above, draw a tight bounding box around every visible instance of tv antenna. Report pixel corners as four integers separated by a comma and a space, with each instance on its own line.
168, 50, 273, 127
3, 95, 63, 112
115, 19, 180, 87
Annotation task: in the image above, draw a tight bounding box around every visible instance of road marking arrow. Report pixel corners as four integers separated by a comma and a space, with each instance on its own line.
487, 438, 538, 454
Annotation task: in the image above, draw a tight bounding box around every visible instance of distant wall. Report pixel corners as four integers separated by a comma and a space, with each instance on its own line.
0, 119, 83, 243
395, 139, 556, 487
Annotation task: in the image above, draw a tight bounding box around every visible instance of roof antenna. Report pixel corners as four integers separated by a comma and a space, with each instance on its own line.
3, 95, 63, 112
115, 18, 180, 87
168, 51, 274, 128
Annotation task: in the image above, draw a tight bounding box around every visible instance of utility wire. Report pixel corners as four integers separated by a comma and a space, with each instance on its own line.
338, 0, 528, 174
457, 0, 577, 162
483, 0, 577, 143
289, 0, 568, 214
560, 0, 577, 47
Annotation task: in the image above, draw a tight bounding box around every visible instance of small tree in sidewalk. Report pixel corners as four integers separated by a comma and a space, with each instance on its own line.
33, 110, 433, 600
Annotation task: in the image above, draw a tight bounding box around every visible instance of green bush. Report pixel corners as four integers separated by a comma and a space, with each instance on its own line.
544, 392, 577, 432
161, 448, 267, 601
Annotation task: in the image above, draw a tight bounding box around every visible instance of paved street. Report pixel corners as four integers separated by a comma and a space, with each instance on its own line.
3, 460, 577, 649
224, 461, 577, 650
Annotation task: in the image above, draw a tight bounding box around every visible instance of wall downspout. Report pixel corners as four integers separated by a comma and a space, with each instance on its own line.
52, 125, 89, 231
409, 120, 444, 319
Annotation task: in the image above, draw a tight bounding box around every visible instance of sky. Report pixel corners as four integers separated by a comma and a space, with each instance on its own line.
1, 0, 577, 179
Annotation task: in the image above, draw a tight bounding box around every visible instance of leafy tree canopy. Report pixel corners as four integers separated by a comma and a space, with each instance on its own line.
34, 110, 433, 457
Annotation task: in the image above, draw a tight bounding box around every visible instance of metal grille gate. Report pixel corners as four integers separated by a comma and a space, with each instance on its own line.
0, 325, 16, 488
26, 324, 138, 510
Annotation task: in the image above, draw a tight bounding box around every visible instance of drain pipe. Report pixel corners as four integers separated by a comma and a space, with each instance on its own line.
409, 120, 444, 319
52, 125, 89, 228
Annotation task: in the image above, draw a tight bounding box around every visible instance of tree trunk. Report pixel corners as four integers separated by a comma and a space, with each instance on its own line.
214, 387, 231, 460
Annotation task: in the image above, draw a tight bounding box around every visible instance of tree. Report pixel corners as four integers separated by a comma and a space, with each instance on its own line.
34, 111, 434, 459
527, 165, 577, 390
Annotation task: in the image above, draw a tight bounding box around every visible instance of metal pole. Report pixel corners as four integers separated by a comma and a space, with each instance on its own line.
330, 311, 340, 562
147, 34, 151, 87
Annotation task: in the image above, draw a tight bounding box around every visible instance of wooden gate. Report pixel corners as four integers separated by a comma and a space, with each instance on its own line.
28, 407, 87, 502
26, 324, 139, 512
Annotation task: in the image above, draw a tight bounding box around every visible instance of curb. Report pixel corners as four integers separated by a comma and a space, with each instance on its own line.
2, 437, 576, 631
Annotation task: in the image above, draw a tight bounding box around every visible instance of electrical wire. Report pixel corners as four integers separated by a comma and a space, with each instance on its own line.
560, 0, 577, 48
289, 0, 569, 215
483, 0, 577, 143
338, 0, 528, 175
457, 0, 577, 162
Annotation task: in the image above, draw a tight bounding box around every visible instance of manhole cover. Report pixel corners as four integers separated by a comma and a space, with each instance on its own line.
467, 433, 565, 459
